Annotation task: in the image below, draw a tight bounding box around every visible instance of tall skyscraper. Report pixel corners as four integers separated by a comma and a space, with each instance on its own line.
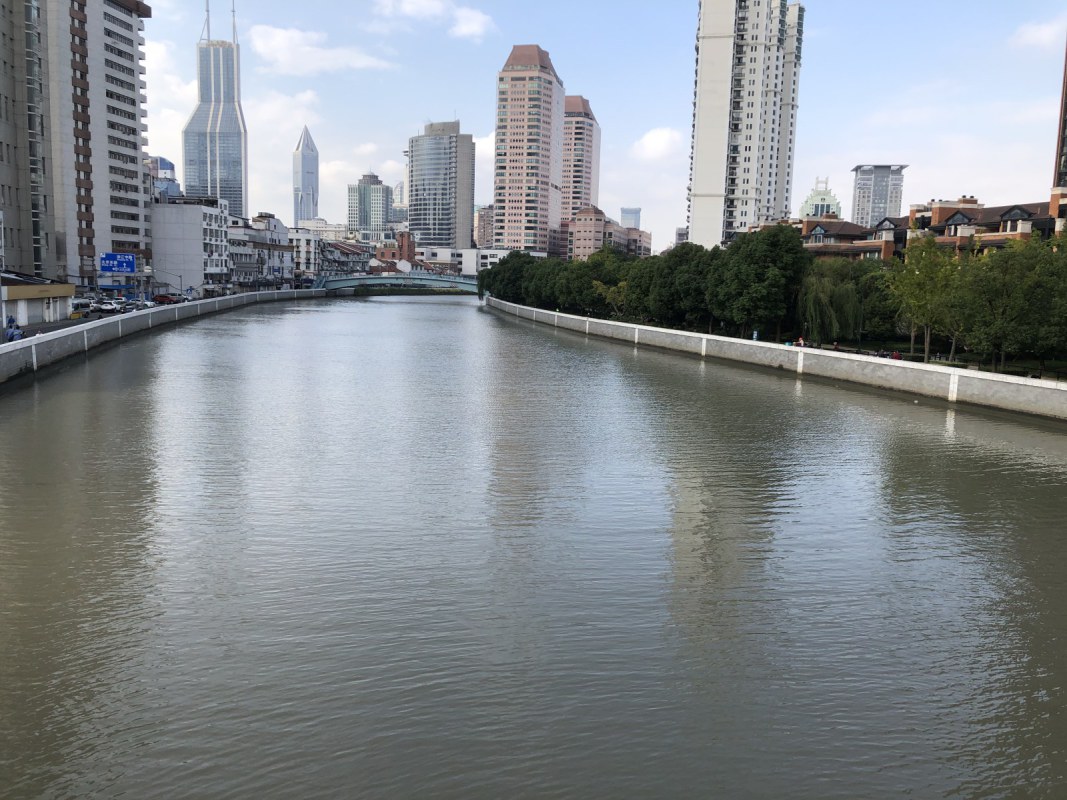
406, 121, 475, 249
292, 126, 318, 225
46, 0, 153, 286
1054, 35, 1067, 189
620, 208, 642, 229
561, 96, 600, 222
688, 1, 804, 247
493, 45, 565, 254
850, 165, 906, 227
182, 2, 248, 218
347, 173, 393, 242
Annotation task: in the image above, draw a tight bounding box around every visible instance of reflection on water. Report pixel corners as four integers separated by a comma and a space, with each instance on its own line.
1, 296, 1066, 798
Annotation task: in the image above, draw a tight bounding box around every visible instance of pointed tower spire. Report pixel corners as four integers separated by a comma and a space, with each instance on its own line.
232, 0, 238, 44
293, 126, 320, 225
202, 0, 211, 41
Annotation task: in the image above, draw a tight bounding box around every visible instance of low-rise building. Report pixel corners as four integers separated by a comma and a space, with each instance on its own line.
151, 196, 230, 297
228, 212, 294, 291
298, 218, 349, 242
290, 227, 321, 286
1, 271, 74, 326
320, 240, 372, 275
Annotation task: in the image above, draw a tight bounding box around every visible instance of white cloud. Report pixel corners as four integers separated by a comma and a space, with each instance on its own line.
449, 7, 494, 41
143, 40, 197, 171
374, 0, 451, 19
244, 90, 321, 218
352, 143, 379, 158
247, 25, 392, 76
630, 128, 684, 162
376, 159, 407, 184
371, 0, 495, 42
1009, 14, 1067, 50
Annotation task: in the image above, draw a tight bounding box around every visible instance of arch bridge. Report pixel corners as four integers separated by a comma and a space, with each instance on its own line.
314, 272, 478, 294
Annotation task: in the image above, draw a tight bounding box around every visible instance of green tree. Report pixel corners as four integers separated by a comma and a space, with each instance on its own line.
708, 225, 809, 339
797, 258, 862, 345
889, 236, 951, 362
960, 239, 1050, 371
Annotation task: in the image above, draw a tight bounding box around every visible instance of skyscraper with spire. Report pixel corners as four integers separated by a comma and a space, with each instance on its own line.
182, 1, 248, 218
293, 126, 318, 225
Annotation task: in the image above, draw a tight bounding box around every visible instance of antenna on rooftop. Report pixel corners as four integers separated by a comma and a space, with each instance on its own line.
202, 0, 211, 41
232, 0, 238, 44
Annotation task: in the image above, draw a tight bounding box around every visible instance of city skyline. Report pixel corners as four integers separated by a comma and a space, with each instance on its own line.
143, 1, 1067, 252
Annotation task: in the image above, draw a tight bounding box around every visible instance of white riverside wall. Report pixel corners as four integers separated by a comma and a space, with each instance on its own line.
0, 290, 326, 387
487, 297, 1067, 423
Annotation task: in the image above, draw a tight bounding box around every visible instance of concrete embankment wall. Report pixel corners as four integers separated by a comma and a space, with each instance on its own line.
0, 290, 326, 388
487, 297, 1067, 422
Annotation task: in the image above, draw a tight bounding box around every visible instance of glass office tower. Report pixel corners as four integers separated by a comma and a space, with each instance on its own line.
182, 19, 248, 218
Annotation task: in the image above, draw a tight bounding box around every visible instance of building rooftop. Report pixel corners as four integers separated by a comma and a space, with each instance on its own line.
565, 95, 596, 119
503, 45, 559, 79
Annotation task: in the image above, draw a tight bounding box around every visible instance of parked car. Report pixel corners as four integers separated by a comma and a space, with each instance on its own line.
99, 301, 121, 313
152, 294, 182, 304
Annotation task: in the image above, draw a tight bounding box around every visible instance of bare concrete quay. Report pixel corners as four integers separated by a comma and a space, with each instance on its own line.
487, 297, 1067, 423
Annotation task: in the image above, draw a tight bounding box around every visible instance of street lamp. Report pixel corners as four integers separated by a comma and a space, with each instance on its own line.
152, 268, 184, 297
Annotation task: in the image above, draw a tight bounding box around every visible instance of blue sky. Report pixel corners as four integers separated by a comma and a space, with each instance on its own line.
144, 0, 1067, 251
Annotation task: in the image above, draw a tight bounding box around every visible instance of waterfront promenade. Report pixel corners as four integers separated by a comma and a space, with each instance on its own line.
0, 289, 326, 388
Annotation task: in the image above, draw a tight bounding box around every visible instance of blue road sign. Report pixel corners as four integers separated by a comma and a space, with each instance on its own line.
100, 253, 137, 273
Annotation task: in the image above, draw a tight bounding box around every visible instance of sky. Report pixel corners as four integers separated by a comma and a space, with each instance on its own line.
143, 0, 1067, 252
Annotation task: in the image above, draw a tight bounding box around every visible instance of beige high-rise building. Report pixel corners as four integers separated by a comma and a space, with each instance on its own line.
493, 45, 565, 254
561, 95, 600, 223
46, 0, 153, 287
688, 0, 804, 248
474, 204, 494, 248
567, 206, 651, 261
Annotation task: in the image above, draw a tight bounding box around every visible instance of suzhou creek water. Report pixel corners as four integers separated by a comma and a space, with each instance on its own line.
2, 296, 1066, 798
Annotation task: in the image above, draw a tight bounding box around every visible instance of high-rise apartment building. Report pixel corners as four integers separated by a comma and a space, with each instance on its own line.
493, 45, 565, 254
406, 121, 475, 249
182, 3, 248, 218
620, 208, 641, 230
799, 178, 842, 218
561, 95, 600, 222
47, 0, 154, 287
688, 0, 804, 247
1054, 35, 1067, 189
474, 204, 494, 247
347, 172, 393, 242
851, 165, 906, 227
292, 125, 318, 225
1, 0, 56, 279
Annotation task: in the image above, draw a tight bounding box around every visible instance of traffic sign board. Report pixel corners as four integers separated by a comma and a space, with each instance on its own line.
100, 253, 137, 273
